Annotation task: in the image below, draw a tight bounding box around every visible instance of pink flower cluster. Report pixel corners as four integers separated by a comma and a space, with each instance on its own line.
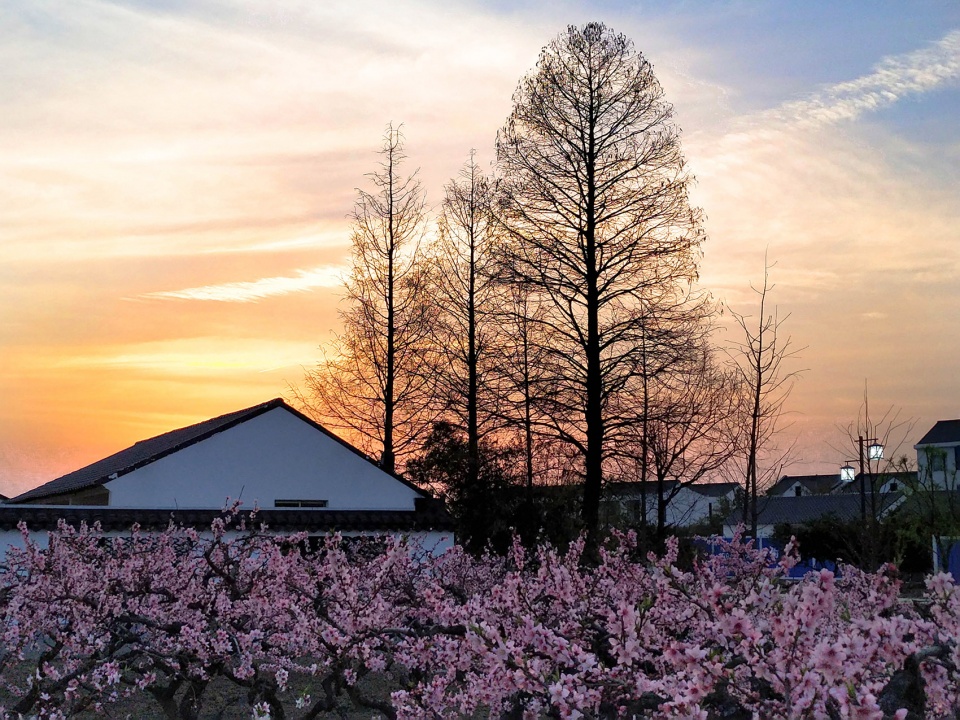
0, 515, 958, 719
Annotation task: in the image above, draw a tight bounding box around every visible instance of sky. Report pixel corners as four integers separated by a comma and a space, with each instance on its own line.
2, 1, 959, 496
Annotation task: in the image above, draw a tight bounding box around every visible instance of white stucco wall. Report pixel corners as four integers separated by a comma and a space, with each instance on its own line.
783, 481, 805, 497
104, 407, 422, 510
659, 487, 733, 527
722, 522, 775, 539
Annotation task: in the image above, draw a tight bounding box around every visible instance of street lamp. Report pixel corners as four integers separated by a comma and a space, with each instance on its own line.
838, 436, 884, 523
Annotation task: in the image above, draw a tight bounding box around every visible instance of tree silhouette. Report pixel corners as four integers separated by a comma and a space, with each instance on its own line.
726, 258, 803, 537
428, 153, 503, 490
296, 125, 436, 472
496, 22, 708, 548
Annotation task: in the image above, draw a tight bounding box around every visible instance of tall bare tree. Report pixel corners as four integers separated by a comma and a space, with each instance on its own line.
496, 22, 707, 546
726, 258, 803, 536
494, 281, 555, 495
295, 125, 434, 472
429, 153, 502, 488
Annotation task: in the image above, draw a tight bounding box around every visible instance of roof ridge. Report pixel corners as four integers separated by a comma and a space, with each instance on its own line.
9, 398, 429, 505
9, 398, 287, 504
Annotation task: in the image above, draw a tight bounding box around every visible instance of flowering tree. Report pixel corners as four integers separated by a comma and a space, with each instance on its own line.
0, 515, 958, 719
393, 533, 960, 719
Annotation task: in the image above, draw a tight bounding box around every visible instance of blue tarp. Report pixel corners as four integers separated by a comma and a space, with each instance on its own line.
930, 537, 960, 580
696, 537, 839, 579
947, 540, 960, 580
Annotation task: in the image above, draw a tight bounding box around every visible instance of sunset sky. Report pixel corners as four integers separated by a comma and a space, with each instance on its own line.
2, 1, 959, 496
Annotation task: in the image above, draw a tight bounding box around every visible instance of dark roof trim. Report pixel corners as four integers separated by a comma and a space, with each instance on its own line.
916, 420, 960, 446
0, 499, 454, 533
10, 399, 427, 504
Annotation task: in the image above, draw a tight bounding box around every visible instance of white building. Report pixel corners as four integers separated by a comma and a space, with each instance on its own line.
915, 419, 960, 490
2, 399, 454, 551
602, 480, 739, 529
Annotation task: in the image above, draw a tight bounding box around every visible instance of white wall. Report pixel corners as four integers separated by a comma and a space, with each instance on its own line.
722, 522, 775, 539
916, 444, 960, 491
665, 487, 733, 527
105, 407, 422, 510
782, 481, 805, 497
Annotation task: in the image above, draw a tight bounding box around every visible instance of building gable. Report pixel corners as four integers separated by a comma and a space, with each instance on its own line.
10, 400, 425, 511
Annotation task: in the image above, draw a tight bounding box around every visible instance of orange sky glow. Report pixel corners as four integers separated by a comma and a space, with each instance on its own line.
2, 1, 959, 496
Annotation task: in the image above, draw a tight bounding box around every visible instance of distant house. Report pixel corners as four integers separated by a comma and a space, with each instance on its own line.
2, 399, 453, 550
722, 467, 918, 539
915, 419, 960, 490
722, 492, 904, 539
602, 480, 739, 529
767, 473, 841, 498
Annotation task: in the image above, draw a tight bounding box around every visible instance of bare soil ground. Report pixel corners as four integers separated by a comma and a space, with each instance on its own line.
1, 671, 398, 719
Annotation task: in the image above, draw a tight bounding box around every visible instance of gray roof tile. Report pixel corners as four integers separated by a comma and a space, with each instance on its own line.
724, 492, 903, 527
0, 498, 454, 532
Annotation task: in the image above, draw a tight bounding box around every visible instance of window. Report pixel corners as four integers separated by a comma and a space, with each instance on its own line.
794, 486, 802, 497
274, 499, 328, 508
889, 481, 898, 492
931, 453, 947, 473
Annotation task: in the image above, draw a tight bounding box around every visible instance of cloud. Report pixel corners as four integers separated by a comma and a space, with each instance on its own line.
765, 29, 960, 129
140, 265, 345, 303
51, 336, 318, 375
698, 32, 960, 291
682, 30, 960, 473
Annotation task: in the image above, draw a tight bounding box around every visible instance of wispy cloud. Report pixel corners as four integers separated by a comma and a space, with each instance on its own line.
141, 265, 345, 303
51, 337, 318, 374
685, 28, 960, 470
766, 29, 960, 129
692, 28, 960, 288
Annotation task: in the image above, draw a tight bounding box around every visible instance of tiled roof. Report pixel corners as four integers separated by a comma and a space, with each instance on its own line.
692, 482, 740, 498
9, 399, 425, 504
0, 498, 454, 533
605, 481, 737, 497
916, 420, 960, 446
767, 474, 841, 497
605, 481, 676, 497
724, 492, 903, 527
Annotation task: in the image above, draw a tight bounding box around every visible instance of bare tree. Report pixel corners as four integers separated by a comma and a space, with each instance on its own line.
496, 22, 707, 546
621, 285, 716, 542
636, 347, 743, 538
428, 153, 503, 488
295, 125, 435, 472
726, 258, 803, 537
836, 387, 916, 569
494, 283, 548, 496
